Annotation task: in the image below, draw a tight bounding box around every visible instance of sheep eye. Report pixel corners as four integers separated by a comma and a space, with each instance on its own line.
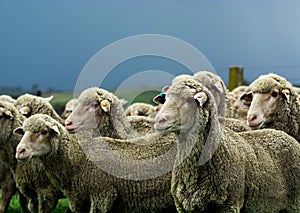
271, 91, 278, 98
41, 129, 48, 135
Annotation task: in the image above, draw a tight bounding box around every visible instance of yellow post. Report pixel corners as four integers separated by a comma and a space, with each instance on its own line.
228, 66, 244, 91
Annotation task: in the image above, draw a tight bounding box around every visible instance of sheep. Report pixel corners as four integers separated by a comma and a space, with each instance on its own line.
15, 114, 178, 213
60, 98, 79, 120
154, 77, 300, 212
247, 73, 300, 141
65, 87, 153, 138
153, 72, 250, 132
14, 93, 64, 124
125, 102, 157, 117
0, 162, 27, 213
0, 101, 64, 213
0, 95, 15, 104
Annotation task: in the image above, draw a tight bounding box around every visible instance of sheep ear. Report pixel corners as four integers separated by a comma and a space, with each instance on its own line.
282, 89, 290, 103
194, 92, 208, 106
44, 95, 54, 102
153, 93, 166, 104
19, 106, 31, 116
14, 127, 25, 136
50, 125, 60, 136
162, 86, 169, 93
0, 107, 14, 120
100, 100, 111, 113
240, 92, 253, 103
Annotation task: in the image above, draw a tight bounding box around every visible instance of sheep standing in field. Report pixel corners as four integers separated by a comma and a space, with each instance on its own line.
14, 93, 64, 124
125, 102, 157, 117
154, 78, 300, 212
0, 162, 27, 213
65, 87, 153, 138
15, 114, 178, 213
247, 73, 300, 141
60, 98, 79, 120
0, 101, 65, 213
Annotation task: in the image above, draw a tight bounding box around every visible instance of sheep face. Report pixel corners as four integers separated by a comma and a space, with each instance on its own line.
65, 100, 103, 132
14, 117, 60, 161
247, 88, 289, 129
154, 84, 207, 133
61, 99, 79, 120
233, 92, 252, 111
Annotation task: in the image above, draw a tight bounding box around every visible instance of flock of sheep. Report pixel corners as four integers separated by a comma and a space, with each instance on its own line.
1, 71, 300, 212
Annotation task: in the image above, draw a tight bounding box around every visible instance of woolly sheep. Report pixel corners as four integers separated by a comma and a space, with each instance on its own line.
15, 114, 178, 213
154, 77, 300, 212
125, 102, 157, 117
14, 93, 64, 124
0, 162, 27, 213
0, 95, 15, 104
65, 87, 153, 138
0, 101, 64, 213
60, 98, 79, 120
153, 73, 250, 132
247, 73, 300, 141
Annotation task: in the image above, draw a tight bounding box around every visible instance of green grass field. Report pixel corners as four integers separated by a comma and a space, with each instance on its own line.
0, 193, 69, 212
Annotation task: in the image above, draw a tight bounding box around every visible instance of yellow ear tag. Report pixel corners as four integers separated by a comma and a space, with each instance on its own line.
4, 110, 13, 119
100, 101, 110, 113
282, 89, 290, 103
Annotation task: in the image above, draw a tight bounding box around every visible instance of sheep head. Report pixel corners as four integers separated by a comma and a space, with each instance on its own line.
15, 114, 60, 161
247, 73, 293, 129
65, 87, 114, 132
14, 94, 53, 118
154, 79, 208, 133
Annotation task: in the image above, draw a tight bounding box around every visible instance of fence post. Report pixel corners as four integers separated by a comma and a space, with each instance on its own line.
228, 66, 244, 91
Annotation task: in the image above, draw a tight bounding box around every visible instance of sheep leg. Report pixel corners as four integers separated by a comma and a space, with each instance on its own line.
90, 186, 118, 213
18, 192, 28, 213
0, 186, 16, 213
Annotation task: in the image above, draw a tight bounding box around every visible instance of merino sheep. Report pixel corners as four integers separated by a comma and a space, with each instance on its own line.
247, 73, 300, 141
14, 93, 64, 124
0, 101, 64, 213
60, 98, 79, 120
0, 95, 15, 104
153, 72, 250, 132
125, 102, 157, 117
154, 78, 300, 212
65, 87, 153, 138
15, 114, 178, 213
0, 162, 27, 213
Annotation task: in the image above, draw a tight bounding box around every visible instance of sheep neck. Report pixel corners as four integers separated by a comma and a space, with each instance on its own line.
264, 94, 300, 141
98, 100, 138, 139
41, 132, 87, 193
172, 101, 221, 209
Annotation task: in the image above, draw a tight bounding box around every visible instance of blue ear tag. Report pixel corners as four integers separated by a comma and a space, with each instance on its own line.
159, 93, 166, 98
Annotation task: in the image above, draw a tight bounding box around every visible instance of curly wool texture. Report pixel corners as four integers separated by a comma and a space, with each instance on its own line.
0, 101, 63, 213
164, 79, 300, 212
21, 114, 177, 213
14, 93, 64, 124
249, 73, 300, 141
125, 102, 157, 117
78, 87, 153, 139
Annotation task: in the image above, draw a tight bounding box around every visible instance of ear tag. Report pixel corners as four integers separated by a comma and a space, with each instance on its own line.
282, 89, 290, 103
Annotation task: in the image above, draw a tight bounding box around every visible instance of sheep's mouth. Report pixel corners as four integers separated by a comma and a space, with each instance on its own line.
16, 154, 32, 162
248, 121, 264, 129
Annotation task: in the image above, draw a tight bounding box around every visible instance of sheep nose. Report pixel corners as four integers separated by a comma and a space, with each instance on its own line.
15, 147, 26, 159
154, 113, 168, 130
248, 115, 257, 122
65, 119, 72, 127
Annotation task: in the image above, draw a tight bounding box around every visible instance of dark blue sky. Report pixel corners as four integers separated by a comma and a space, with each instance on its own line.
1, 1, 300, 91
